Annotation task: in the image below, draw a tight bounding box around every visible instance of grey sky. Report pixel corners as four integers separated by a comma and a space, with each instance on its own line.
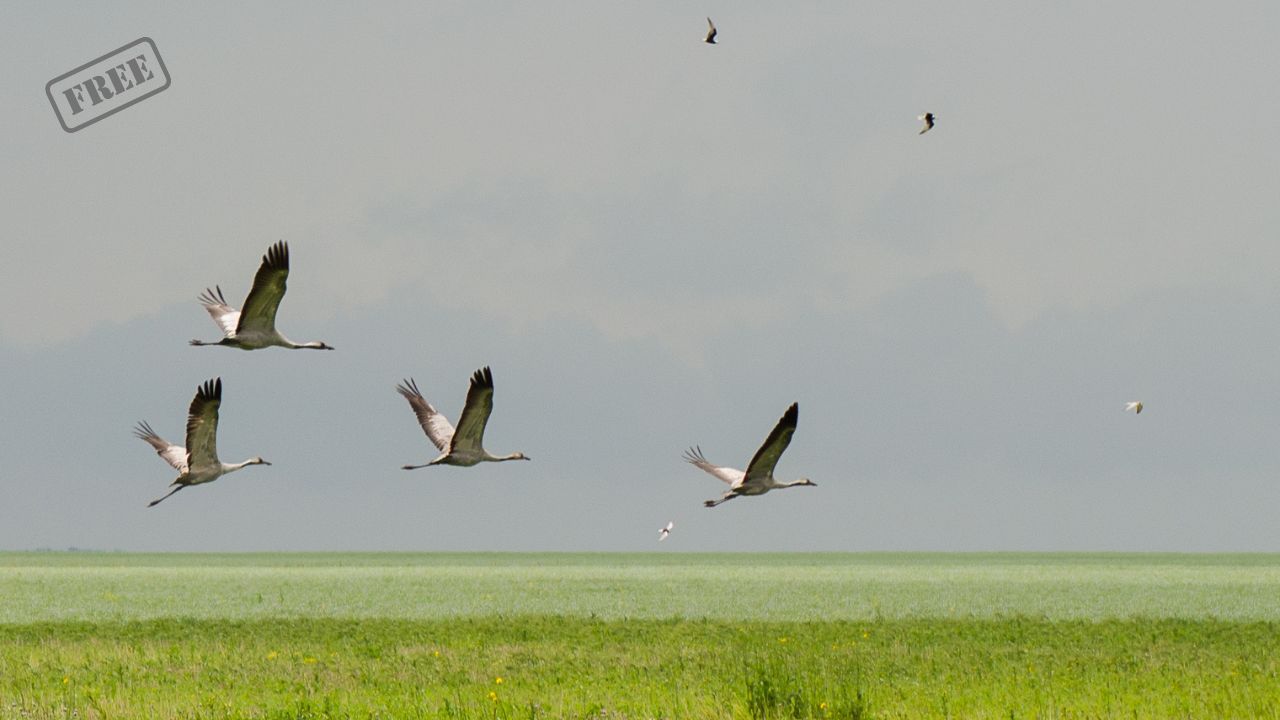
2, 2, 1279, 551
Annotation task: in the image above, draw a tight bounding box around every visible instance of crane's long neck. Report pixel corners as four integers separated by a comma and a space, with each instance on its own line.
281, 337, 332, 350
484, 452, 527, 462
222, 459, 259, 473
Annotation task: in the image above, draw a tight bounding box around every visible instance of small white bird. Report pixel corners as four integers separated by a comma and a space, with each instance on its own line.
135, 378, 271, 507
918, 112, 935, 134
704, 17, 717, 44
686, 403, 815, 508
1125, 401, 1144, 414
659, 521, 674, 542
190, 241, 334, 351
397, 367, 531, 469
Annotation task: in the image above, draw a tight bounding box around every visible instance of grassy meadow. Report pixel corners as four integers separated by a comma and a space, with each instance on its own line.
2, 553, 1279, 718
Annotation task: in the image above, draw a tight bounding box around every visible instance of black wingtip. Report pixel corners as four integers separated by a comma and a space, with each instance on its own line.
471, 366, 494, 389
396, 377, 423, 399
263, 240, 289, 270
197, 287, 226, 306
197, 377, 222, 401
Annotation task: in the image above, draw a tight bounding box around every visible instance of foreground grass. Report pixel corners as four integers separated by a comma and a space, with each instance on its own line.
3, 616, 1279, 719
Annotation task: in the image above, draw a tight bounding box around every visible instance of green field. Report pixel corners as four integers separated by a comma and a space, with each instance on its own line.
2, 553, 1278, 718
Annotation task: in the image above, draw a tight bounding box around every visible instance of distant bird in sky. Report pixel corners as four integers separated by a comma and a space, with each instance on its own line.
190, 241, 334, 351
1125, 401, 1144, 414
659, 521, 674, 542
704, 17, 717, 44
136, 378, 271, 508
918, 112, 935, 134
685, 403, 815, 508
397, 367, 531, 469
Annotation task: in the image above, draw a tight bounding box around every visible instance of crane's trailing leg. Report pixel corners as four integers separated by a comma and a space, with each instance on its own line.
704, 494, 736, 508
148, 485, 185, 508
402, 455, 448, 470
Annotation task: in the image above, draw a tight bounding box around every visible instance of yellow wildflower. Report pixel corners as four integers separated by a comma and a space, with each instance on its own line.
488, 691, 498, 702
495, 676, 504, 684
303, 657, 318, 664
62, 676, 69, 685
266, 651, 278, 660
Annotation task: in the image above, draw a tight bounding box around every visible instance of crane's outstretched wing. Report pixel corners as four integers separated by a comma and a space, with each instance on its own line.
197, 286, 240, 338
396, 378, 455, 451
184, 378, 222, 468
236, 241, 289, 335
683, 446, 745, 486
742, 403, 798, 487
134, 421, 188, 473
450, 366, 495, 453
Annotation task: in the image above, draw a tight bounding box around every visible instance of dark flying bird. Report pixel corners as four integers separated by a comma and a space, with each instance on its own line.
136, 378, 271, 508
685, 403, 815, 508
918, 112, 936, 134
190, 241, 334, 350
397, 367, 531, 469
705, 17, 717, 44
